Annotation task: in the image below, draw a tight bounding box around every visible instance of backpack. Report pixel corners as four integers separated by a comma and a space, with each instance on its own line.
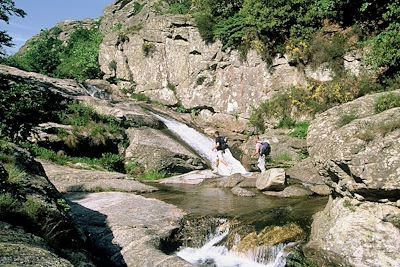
260, 142, 271, 156
216, 136, 228, 151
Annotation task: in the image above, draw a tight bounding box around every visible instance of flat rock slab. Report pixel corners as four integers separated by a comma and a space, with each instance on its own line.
40, 160, 157, 193
159, 170, 219, 185
69, 192, 191, 267
263, 185, 314, 198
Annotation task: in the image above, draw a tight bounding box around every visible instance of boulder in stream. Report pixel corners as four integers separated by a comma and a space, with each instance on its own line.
255, 168, 286, 191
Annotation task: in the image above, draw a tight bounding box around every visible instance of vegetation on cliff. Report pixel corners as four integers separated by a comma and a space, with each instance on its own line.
5, 25, 103, 81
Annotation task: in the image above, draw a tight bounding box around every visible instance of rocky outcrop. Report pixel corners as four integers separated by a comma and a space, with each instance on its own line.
99, 1, 308, 119
69, 192, 191, 267
0, 142, 94, 266
305, 197, 400, 267
125, 127, 206, 175
40, 160, 157, 193
304, 90, 400, 267
307, 90, 400, 201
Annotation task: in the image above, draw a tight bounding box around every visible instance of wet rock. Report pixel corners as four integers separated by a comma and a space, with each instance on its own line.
70, 192, 191, 267
217, 173, 246, 188
231, 186, 256, 197
125, 127, 206, 175
263, 185, 313, 198
40, 160, 157, 193
237, 177, 257, 188
159, 170, 219, 185
234, 224, 305, 253
256, 168, 286, 191
304, 197, 400, 267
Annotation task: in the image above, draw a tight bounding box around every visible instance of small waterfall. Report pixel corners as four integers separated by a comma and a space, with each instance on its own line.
83, 84, 111, 100
177, 226, 288, 267
150, 112, 250, 176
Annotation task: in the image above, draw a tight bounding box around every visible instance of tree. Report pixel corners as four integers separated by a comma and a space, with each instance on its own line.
0, 0, 26, 56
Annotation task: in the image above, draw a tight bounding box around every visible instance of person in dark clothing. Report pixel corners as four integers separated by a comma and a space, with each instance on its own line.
212, 131, 229, 173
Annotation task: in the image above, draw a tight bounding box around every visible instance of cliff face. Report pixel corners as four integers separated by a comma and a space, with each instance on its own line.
98, 1, 331, 118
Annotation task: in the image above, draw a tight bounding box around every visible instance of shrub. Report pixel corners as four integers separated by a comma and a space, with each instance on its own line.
140, 170, 167, 181
99, 153, 125, 173
374, 93, 400, 113
278, 116, 297, 129
21, 196, 43, 221
125, 160, 144, 176
0, 193, 16, 213
4, 164, 26, 185
0, 80, 63, 142
337, 112, 358, 127
194, 12, 215, 42
142, 42, 156, 57
289, 122, 310, 139
176, 105, 188, 113
131, 2, 144, 16
168, 0, 191, 14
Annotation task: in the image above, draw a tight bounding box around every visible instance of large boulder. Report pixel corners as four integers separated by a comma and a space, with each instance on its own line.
263, 185, 313, 198
307, 90, 400, 201
304, 197, 400, 267
125, 127, 206, 175
255, 168, 286, 191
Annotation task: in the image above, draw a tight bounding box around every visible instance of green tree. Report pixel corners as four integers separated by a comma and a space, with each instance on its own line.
0, 0, 26, 56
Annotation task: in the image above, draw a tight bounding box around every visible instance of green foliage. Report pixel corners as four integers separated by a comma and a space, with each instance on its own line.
4, 163, 26, 185
139, 170, 167, 180
286, 250, 318, 267
130, 93, 151, 102
278, 116, 297, 129
56, 199, 71, 213
99, 153, 125, 172
0, 80, 63, 142
196, 76, 207, 85
0, 193, 16, 213
9, 28, 63, 75
131, 2, 144, 16
374, 93, 400, 113
142, 41, 156, 57
193, 12, 215, 42
7, 26, 103, 81
167, 0, 191, 14
21, 196, 43, 221
55, 27, 103, 81
337, 112, 358, 127
0, 0, 26, 57
176, 105, 188, 113
289, 122, 310, 139
125, 160, 144, 176
167, 81, 176, 91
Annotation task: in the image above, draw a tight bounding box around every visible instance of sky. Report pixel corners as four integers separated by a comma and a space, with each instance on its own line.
1, 0, 115, 55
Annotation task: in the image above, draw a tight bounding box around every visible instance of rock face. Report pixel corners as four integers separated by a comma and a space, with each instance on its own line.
304, 90, 400, 267
125, 127, 206, 175
99, 1, 308, 118
70, 192, 191, 267
307, 90, 400, 201
305, 197, 400, 267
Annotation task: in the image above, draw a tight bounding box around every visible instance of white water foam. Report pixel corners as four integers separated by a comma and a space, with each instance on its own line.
177, 228, 287, 267
150, 112, 250, 176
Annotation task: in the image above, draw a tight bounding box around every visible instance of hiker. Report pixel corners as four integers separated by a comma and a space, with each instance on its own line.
253, 136, 271, 173
212, 131, 229, 173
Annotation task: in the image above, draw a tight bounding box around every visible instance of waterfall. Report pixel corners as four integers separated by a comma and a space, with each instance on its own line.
177, 226, 288, 267
83, 84, 111, 100
150, 112, 250, 176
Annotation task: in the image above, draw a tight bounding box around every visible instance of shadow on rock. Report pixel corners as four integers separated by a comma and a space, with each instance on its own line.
69, 201, 127, 267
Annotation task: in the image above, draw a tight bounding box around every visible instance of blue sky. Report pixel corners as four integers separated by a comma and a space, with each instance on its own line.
1, 0, 114, 55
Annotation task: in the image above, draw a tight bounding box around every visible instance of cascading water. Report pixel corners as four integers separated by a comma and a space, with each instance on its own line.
150, 112, 250, 176
177, 224, 288, 267
83, 84, 111, 100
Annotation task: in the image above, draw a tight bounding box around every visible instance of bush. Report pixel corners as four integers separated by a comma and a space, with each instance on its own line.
99, 153, 125, 172
125, 160, 144, 176
374, 93, 400, 113
0, 193, 17, 213
278, 116, 297, 129
194, 12, 215, 42
337, 112, 358, 127
289, 122, 310, 139
140, 170, 167, 181
168, 0, 191, 14
0, 80, 64, 142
